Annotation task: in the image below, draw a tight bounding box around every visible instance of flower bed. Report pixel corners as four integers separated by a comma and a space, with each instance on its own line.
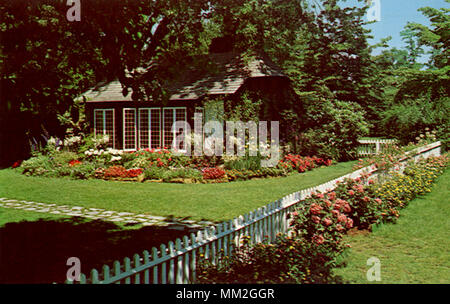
196, 154, 449, 284
16, 134, 333, 183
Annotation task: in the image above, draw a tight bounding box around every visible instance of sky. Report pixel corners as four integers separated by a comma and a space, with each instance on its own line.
339, 0, 449, 59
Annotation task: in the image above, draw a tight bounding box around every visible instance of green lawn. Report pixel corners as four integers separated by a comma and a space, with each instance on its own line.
0, 206, 69, 227
335, 168, 450, 284
0, 161, 355, 222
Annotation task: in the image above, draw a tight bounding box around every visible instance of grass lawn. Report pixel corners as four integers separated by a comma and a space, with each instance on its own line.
0, 207, 69, 227
0, 161, 355, 222
335, 168, 450, 284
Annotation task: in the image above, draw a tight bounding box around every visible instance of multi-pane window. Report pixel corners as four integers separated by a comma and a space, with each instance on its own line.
138, 108, 161, 149
119, 107, 186, 151
94, 109, 115, 148
163, 107, 187, 150
123, 108, 137, 150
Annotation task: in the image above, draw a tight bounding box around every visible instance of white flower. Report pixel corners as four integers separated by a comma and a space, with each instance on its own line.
110, 156, 122, 162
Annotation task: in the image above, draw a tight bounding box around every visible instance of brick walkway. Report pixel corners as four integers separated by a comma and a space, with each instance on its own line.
0, 198, 214, 229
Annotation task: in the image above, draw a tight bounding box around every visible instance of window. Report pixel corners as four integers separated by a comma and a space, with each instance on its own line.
163, 107, 187, 150
138, 108, 161, 149
123, 108, 137, 150
94, 109, 115, 148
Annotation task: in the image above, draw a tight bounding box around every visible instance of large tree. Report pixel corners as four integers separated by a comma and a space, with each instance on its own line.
379, 2, 449, 148
0, 0, 209, 166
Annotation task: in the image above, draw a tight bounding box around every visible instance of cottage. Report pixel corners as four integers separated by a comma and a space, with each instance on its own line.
82, 49, 294, 151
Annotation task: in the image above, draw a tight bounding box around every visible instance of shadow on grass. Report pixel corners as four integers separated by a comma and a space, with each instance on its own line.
0, 217, 200, 284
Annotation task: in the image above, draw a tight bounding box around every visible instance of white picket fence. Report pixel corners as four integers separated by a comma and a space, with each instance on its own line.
357, 138, 398, 156
69, 141, 441, 284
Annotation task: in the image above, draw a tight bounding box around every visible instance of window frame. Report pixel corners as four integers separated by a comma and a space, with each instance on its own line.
122, 108, 137, 151
93, 108, 115, 148
138, 107, 161, 150
162, 107, 187, 151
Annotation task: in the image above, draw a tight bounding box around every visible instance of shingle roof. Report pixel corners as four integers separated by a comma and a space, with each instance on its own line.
83, 52, 287, 103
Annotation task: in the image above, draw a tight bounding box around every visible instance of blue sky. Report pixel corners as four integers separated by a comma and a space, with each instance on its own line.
339, 0, 449, 58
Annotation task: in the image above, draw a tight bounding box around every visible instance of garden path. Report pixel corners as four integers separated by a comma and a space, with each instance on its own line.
0, 197, 215, 229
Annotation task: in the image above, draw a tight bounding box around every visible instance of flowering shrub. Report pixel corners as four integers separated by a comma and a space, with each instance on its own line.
353, 144, 404, 173
278, 154, 332, 173
202, 167, 226, 180
103, 165, 128, 178
332, 176, 391, 228
197, 234, 344, 284
103, 166, 143, 179
374, 155, 449, 213
126, 168, 143, 178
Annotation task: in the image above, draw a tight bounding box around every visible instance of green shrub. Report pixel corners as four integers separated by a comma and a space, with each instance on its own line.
19, 154, 54, 176
297, 101, 370, 161
69, 162, 97, 179
144, 166, 167, 180
162, 168, 203, 182
224, 155, 262, 171
52, 151, 79, 167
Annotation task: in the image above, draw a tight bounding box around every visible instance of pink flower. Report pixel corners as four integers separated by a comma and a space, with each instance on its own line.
346, 218, 354, 229
310, 203, 323, 215
338, 214, 347, 223
311, 215, 321, 224
291, 211, 298, 217
332, 210, 340, 217
343, 203, 352, 213
336, 224, 345, 232
348, 190, 355, 196
368, 179, 375, 185
375, 198, 382, 204
363, 196, 371, 202
315, 193, 324, 199
327, 192, 336, 201
323, 218, 332, 226
353, 184, 364, 193
312, 234, 325, 245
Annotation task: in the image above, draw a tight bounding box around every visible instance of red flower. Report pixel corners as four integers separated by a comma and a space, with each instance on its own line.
12, 160, 22, 168
68, 159, 82, 167
348, 190, 355, 196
